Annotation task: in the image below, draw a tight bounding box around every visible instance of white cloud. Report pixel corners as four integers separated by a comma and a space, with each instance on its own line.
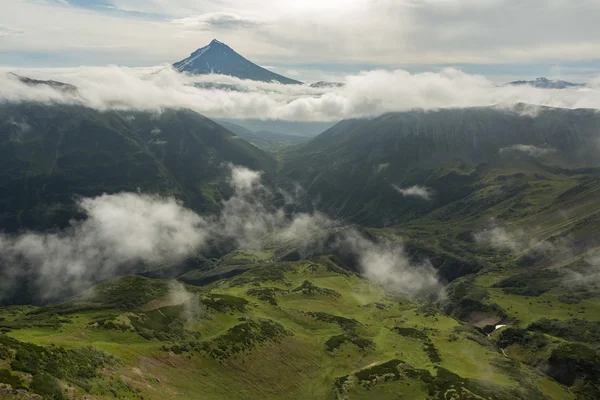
499, 144, 556, 157
172, 12, 260, 30
474, 224, 571, 266
474, 226, 522, 253
376, 163, 390, 173
229, 165, 262, 192
3, 66, 600, 122
0, 193, 209, 300
342, 230, 443, 298
392, 185, 433, 201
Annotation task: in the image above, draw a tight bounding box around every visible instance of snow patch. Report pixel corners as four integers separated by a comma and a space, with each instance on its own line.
176, 45, 212, 71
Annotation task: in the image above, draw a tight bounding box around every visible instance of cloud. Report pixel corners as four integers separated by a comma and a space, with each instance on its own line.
0, 164, 442, 302
376, 163, 390, 173
3, 66, 600, 122
0, 193, 209, 301
563, 253, 600, 290
474, 226, 522, 253
229, 165, 262, 192
474, 224, 572, 267
171, 13, 260, 31
499, 144, 555, 157
6, 118, 31, 133
392, 185, 433, 201
341, 230, 443, 298
0, 25, 24, 37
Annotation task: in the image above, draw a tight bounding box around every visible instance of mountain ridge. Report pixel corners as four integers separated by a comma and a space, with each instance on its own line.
505, 77, 585, 89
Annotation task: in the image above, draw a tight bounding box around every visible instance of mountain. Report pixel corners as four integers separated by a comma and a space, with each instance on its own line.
173, 39, 302, 85
0, 103, 276, 233
506, 77, 585, 89
217, 120, 309, 151
309, 81, 344, 88
279, 105, 600, 226
7, 72, 79, 94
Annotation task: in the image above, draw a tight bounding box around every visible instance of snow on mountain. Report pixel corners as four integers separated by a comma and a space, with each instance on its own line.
173, 39, 302, 85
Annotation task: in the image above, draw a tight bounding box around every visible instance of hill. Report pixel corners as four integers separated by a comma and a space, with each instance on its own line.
173, 39, 302, 85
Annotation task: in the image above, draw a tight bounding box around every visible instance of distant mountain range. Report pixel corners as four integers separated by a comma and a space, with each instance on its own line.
173, 39, 302, 85
505, 77, 585, 89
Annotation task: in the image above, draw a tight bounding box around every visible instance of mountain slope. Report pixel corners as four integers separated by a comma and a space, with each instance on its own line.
279, 105, 600, 226
173, 39, 302, 85
0, 103, 276, 232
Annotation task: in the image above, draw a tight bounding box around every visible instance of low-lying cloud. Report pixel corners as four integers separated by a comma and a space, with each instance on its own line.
563, 253, 600, 290
392, 184, 433, 201
2, 66, 600, 122
474, 226, 523, 253
499, 144, 555, 157
342, 231, 443, 298
474, 223, 572, 268
0, 165, 442, 302
0, 193, 208, 301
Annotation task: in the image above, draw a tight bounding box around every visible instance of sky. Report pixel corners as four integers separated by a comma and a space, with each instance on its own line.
2, 0, 600, 82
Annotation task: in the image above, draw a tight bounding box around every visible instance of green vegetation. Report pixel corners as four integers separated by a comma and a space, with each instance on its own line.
494, 270, 564, 296
325, 333, 374, 352
200, 319, 290, 360
201, 294, 249, 313
0, 334, 132, 399
529, 318, 600, 344
291, 280, 341, 297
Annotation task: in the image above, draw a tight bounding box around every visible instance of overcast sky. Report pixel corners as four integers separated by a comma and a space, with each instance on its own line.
1, 0, 600, 82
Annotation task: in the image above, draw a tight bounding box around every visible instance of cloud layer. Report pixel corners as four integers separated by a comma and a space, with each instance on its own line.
2, 66, 600, 122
